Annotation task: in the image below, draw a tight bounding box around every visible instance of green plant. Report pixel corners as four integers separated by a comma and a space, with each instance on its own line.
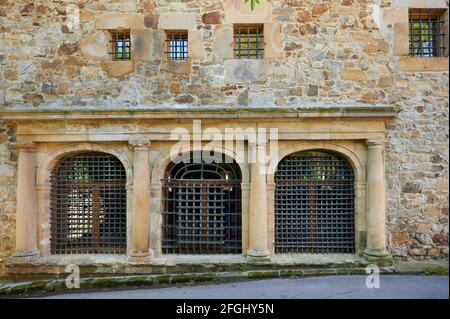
244, 0, 260, 11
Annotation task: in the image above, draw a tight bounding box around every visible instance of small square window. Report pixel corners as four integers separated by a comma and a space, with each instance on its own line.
234, 25, 264, 59
409, 9, 447, 57
110, 31, 131, 61
166, 31, 188, 60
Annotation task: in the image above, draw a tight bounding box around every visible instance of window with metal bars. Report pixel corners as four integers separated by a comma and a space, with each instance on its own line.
165, 31, 189, 60
234, 24, 264, 59
110, 31, 131, 60
409, 9, 447, 57
161, 152, 242, 254
50, 152, 127, 254
274, 151, 355, 254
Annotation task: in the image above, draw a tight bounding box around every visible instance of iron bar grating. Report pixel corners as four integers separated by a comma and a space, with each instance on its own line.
50, 152, 127, 254
234, 25, 264, 59
109, 31, 131, 60
274, 151, 355, 254
162, 154, 242, 254
166, 31, 188, 60
409, 9, 447, 57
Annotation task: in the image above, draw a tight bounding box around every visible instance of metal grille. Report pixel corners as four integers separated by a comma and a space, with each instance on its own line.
110, 31, 131, 60
50, 152, 127, 254
409, 9, 447, 57
165, 31, 188, 60
162, 153, 242, 254
234, 25, 264, 59
274, 151, 355, 254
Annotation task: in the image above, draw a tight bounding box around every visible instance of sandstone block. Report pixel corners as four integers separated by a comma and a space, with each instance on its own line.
101, 60, 135, 78
224, 59, 272, 84
144, 14, 159, 29
161, 60, 192, 75
80, 31, 109, 61
213, 25, 234, 59
340, 69, 368, 82
188, 30, 205, 60
202, 11, 221, 24
264, 23, 284, 59
158, 13, 196, 30
393, 23, 409, 56
96, 13, 144, 30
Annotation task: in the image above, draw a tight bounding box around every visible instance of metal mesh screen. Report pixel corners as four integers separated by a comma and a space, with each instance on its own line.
110, 31, 131, 60
409, 9, 447, 57
234, 25, 264, 59
162, 153, 242, 254
274, 151, 355, 254
50, 152, 127, 254
166, 31, 188, 60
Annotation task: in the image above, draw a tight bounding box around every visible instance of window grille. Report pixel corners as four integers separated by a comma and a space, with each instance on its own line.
409, 9, 447, 57
162, 153, 242, 254
110, 31, 131, 60
165, 31, 188, 60
274, 151, 355, 254
50, 152, 127, 254
234, 25, 264, 59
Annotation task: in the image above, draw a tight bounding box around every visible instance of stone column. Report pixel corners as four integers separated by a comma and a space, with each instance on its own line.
240, 182, 250, 254
364, 139, 389, 259
247, 141, 270, 259
128, 139, 151, 262
13, 142, 39, 258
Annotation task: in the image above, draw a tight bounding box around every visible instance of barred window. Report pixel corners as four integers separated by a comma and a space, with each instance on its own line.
165, 31, 188, 60
162, 152, 242, 254
409, 9, 447, 57
274, 151, 355, 254
234, 24, 264, 59
110, 31, 131, 60
50, 152, 127, 254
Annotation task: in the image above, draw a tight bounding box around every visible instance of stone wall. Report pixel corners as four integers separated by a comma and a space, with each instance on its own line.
0, 122, 17, 277
0, 0, 448, 275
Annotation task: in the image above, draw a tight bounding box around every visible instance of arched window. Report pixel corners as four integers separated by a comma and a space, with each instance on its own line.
274, 151, 355, 254
162, 152, 242, 254
50, 152, 127, 254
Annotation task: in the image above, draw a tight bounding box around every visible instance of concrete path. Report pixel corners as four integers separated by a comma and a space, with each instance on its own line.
40, 275, 449, 299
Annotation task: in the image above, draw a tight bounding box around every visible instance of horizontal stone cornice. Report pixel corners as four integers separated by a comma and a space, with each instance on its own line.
0, 105, 397, 122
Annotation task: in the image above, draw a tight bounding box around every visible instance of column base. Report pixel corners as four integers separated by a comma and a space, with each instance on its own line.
364, 249, 394, 266
9, 249, 39, 261
127, 251, 152, 263
246, 249, 270, 262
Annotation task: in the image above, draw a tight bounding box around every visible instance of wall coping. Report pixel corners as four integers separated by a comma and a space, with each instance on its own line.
0, 105, 397, 121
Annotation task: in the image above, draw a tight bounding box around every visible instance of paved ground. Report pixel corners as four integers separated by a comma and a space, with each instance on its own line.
40, 275, 449, 299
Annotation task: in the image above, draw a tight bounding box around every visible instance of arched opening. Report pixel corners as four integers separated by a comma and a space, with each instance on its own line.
161, 152, 242, 254
50, 152, 127, 254
274, 150, 355, 254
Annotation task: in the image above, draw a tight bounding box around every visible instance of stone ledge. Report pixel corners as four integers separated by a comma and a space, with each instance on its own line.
0, 267, 391, 296
0, 106, 397, 122
398, 57, 449, 72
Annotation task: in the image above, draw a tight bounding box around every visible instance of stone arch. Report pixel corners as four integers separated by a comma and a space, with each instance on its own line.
151, 142, 250, 185
36, 143, 133, 256
267, 141, 365, 185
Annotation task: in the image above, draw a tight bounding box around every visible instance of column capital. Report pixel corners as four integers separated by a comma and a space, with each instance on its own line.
365, 138, 386, 148
129, 139, 151, 150
16, 141, 37, 151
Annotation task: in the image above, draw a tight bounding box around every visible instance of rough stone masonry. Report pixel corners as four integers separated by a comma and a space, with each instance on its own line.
0, 0, 448, 277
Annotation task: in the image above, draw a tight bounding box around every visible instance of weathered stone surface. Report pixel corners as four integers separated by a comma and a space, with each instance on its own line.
402, 182, 421, 194
224, 59, 272, 84
158, 13, 196, 30
101, 61, 135, 78
213, 25, 234, 59
160, 60, 192, 75
96, 13, 144, 29
80, 31, 109, 61
340, 69, 368, 82
144, 14, 159, 29
58, 42, 78, 55
202, 11, 221, 24
225, 0, 272, 23
312, 4, 329, 17
188, 30, 205, 60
